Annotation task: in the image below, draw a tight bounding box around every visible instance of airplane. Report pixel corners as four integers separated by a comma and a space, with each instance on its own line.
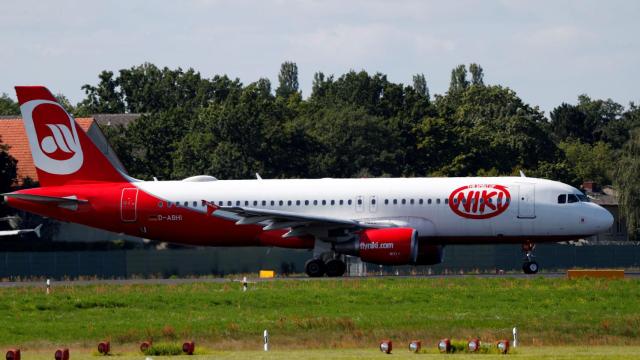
1, 86, 614, 276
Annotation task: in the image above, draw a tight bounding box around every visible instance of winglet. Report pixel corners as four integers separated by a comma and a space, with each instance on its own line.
34, 224, 42, 238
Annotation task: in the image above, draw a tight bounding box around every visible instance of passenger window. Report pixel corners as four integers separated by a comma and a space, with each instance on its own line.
385, 199, 389, 205
436, 199, 441, 204
348, 199, 352, 205
168, 202, 173, 208
419, 199, 423, 205
339, 200, 344, 205
401, 199, 406, 205
313, 200, 318, 205
279, 200, 283, 206
245, 201, 249, 206
305, 200, 309, 205
558, 194, 566, 204
393, 199, 397, 205
184, 201, 189, 207
444, 199, 449, 205
322, 200, 326, 205
270, 200, 275, 206
357, 199, 362, 205
296, 200, 301, 206
331, 200, 335, 205
262, 200, 266, 206
236, 201, 240, 206
227, 201, 232, 206
428, 199, 432, 204
253, 201, 258, 206
218, 201, 223, 206
372, 199, 376, 205
158, 201, 163, 208
567, 194, 579, 203
410, 199, 414, 205
288, 200, 292, 206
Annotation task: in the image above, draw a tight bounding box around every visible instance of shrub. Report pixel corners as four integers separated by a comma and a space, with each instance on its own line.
142, 343, 182, 356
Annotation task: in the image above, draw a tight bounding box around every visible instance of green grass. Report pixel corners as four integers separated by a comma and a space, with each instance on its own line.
11, 347, 640, 360
0, 277, 639, 350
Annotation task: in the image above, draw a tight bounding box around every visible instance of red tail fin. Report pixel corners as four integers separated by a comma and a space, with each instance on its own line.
15, 86, 126, 187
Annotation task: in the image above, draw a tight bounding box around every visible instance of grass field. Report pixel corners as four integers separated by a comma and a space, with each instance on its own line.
0, 277, 639, 355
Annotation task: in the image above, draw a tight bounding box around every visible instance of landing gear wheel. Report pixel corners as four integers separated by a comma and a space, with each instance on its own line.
305, 258, 326, 277
522, 261, 539, 274
325, 259, 346, 277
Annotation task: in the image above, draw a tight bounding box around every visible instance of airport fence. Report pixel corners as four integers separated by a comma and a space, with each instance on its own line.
0, 244, 639, 279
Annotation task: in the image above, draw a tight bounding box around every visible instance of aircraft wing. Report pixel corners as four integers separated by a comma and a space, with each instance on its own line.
0, 224, 42, 238
212, 205, 393, 239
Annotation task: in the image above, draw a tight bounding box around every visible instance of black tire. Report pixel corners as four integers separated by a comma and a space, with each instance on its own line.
325, 259, 346, 277
305, 258, 326, 277
522, 261, 539, 274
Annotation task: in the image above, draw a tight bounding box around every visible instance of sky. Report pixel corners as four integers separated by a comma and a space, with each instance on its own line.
1, 0, 638, 114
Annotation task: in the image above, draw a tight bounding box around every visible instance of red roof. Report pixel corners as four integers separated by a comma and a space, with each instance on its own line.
0, 118, 94, 184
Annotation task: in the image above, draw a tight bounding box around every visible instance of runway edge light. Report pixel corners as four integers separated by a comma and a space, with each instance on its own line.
467, 338, 480, 352
54, 348, 69, 360
97, 341, 110, 355
379, 340, 392, 354
409, 340, 421, 353
182, 341, 195, 355
438, 338, 451, 353
497, 340, 510, 354
5, 349, 20, 360
140, 341, 152, 353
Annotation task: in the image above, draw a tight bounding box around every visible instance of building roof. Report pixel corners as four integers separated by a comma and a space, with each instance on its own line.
0, 118, 94, 184
92, 114, 141, 127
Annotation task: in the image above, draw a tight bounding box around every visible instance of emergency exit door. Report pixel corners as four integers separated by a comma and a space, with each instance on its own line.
517, 183, 536, 219
121, 188, 138, 222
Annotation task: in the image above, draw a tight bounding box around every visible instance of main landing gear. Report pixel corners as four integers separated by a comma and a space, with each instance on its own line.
305, 256, 346, 277
521, 241, 539, 274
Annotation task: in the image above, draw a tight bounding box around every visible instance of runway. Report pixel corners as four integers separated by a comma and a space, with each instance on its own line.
1, 272, 638, 287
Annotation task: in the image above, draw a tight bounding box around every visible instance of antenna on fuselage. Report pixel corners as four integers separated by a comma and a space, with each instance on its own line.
256, 173, 263, 180
519, 170, 526, 178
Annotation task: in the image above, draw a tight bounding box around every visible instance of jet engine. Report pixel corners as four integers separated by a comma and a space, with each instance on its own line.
334, 227, 444, 266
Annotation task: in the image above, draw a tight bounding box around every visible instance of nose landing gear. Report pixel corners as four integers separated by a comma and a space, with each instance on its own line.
521, 241, 539, 274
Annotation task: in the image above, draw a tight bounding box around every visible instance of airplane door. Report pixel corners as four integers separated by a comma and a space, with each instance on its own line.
121, 188, 138, 222
369, 195, 377, 213
517, 183, 536, 219
356, 195, 364, 213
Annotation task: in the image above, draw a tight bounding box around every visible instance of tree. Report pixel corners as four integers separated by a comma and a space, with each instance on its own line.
0, 138, 17, 216
0, 93, 19, 116
559, 140, 614, 185
412, 73, 429, 100
469, 63, 484, 86
613, 129, 640, 240
448, 64, 468, 93
276, 61, 299, 99
78, 71, 125, 114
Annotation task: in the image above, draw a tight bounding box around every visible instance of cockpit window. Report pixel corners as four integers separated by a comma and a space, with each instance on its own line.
567, 194, 579, 203
577, 194, 590, 202
557, 194, 566, 204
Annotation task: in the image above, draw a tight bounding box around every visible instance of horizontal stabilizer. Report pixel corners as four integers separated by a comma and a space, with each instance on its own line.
3, 193, 88, 208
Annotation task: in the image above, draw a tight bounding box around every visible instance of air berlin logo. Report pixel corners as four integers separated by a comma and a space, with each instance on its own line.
20, 100, 83, 175
449, 184, 511, 219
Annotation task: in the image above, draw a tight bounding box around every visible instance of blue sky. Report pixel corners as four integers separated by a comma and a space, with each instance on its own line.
1, 0, 638, 113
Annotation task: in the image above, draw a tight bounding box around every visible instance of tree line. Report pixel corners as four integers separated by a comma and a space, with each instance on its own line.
0, 62, 639, 238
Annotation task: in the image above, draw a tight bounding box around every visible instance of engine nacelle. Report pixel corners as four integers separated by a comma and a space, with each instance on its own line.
334, 228, 445, 266
335, 228, 418, 265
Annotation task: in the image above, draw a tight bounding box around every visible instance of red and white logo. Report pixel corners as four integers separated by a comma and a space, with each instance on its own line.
449, 184, 510, 219
20, 100, 83, 175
